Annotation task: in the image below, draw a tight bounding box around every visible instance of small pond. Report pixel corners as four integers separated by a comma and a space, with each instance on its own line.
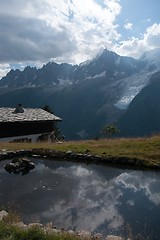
0, 158, 160, 239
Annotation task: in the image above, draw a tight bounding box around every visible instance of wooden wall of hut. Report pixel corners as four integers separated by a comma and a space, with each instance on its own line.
0, 121, 54, 138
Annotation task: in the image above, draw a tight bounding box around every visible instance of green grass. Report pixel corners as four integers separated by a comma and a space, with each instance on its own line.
0, 222, 79, 240
0, 213, 79, 240
0, 213, 151, 240
1, 136, 160, 168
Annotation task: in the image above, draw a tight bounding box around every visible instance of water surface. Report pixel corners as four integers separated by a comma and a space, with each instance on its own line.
0, 158, 160, 239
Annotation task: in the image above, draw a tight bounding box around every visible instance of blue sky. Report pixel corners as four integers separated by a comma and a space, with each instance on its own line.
0, 0, 160, 78
117, 0, 160, 38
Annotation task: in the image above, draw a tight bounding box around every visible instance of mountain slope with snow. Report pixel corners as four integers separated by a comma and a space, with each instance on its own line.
117, 71, 160, 137
0, 48, 159, 139
140, 48, 160, 69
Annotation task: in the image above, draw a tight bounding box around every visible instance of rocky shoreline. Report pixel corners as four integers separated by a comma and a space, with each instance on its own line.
0, 211, 128, 240
0, 148, 160, 169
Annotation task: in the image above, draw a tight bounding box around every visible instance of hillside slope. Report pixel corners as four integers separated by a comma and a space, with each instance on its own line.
117, 71, 160, 137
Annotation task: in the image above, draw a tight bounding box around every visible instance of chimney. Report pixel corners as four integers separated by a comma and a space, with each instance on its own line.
13, 104, 24, 113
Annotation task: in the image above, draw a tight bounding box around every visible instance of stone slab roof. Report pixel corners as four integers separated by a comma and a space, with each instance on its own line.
0, 107, 62, 123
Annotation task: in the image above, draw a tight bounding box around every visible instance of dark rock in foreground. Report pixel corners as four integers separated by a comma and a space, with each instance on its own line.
4, 157, 35, 175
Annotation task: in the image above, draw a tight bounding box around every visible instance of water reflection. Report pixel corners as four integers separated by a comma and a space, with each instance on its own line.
0, 159, 160, 239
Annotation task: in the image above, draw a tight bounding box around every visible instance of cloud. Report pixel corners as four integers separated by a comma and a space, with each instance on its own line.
124, 22, 133, 30
0, 63, 11, 79
144, 23, 160, 47
0, 0, 121, 66
115, 23, 160, 58
0, 14, 76, 62
116, 171, 160, 206
41, 164, 124, 232
1, 159, 160, 235
0, 0, 159, 78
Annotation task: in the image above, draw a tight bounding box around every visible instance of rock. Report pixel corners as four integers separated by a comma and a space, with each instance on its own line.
28, 223, 43, 228
76, 153, 84, 158
20, 159, 30, 167
11, 158, 20, 163
77, 230, 92, 239
94, 233, 103, 239
67, 230, 75, 235
65, 151, 73, 155
4, 158, 35, 175
28, 162, 35, 169
13, 222, 28, 229
44, 222, 54, 234
45, 222, 53, 228
0, 211, 126, 240
1, 149, 7, 152
21, 168, 30, 175
4, 163, 15, 172
106, 235, 124, 240
50, 228, 61, 234
0, 210, 8, 220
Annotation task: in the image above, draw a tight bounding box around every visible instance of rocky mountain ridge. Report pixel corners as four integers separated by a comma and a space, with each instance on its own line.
0, 49, 153, 88
0, 48, 160, 139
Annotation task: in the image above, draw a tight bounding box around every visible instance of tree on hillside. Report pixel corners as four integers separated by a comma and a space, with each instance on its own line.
42, 105, 61, 140
102, 124, 120, 138
42, 104, 54, 114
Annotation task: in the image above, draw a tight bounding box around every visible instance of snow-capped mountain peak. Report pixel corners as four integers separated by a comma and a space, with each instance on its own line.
140, 48, 160, 68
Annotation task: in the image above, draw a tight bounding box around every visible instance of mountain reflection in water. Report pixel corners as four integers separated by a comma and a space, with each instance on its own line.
0, 158, 160, 239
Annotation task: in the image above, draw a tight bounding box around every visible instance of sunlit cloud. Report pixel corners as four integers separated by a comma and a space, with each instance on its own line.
0, 0, 121, 67
116, 172, 160, 206
115, 23, 160, 58
124, 22, 133, 30
0, 0, 159, 78
0, 63, 11, 79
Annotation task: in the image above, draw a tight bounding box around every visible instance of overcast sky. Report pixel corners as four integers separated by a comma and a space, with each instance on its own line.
0, 0, 160, 78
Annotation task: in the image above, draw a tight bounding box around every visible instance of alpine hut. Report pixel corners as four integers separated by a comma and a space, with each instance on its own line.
0, 104, 62, 142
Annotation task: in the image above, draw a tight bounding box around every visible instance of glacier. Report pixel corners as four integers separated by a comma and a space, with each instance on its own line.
114, 71, 155, 110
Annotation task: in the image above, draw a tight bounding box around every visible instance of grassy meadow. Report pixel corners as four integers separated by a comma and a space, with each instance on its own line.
0, 136, 160, 168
